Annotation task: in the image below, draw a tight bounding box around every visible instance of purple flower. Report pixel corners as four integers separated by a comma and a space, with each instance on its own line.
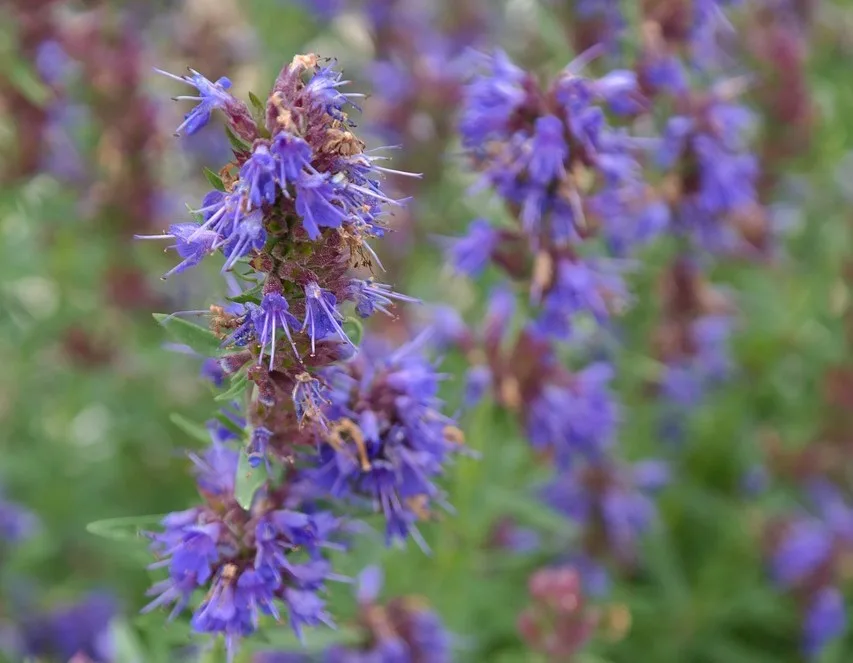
35, 40, 71, 86
659, 363, 705, 409
222, 209, 267, 271
526, 362, 618, 463
284, 588, 333, 639
592, 183, 669, 255
270, 132, 313, 190
194, 189, 242, 237
191, 438, 240, 498
135, 223, 219, 278
144, 514, 221, 618
190, 568, 254, 661
464, 365, 492, 408
593, 70, 641, 115
803, 587, 846, 659
156, 68, 236, 136
293, 0, 343, 19
536, 259, 627, 338
248, 427, 273, 469
302, 282, 352, 354
693, 135, 758, 216
295, 174, 348, 239
773, 519, 832, 587
303, 333, 460, 548
21, 593, 117, 663
425, 305, 470, 350
347, 279, 418, 319
691, 0, 739, 68
304, 66, 361, 119
460, 50, 526, 147
0, 495, 38, 544
447, 218, 499, 277
542, 458, 666, 561
483, 285, 516, 346
240, 145, 279, 208
641, 52, 688, 95
198, 358, 226, 389
575, 0, 626, 48
252, 293, 300, 367
529, 116, 568, 185
660, 96, 760, 252
328, 565, 450, 661
147, 470, 339, 657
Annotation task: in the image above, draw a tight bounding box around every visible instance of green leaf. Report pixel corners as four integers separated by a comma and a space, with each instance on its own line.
215, 371, 250, 402
484, 487, 575, 536
203, 167, 226, 192
86, 514, 168, 542
227, 282, 264, 304
215, 409, 246, 437
7, 59, 50, 106
248, 91, 265, 115
169, 413, 211, 445
110, 619, 146, 663
253, 623, 362, 652
153, 313, 222, 356
343, 316, 364, 347
225, 125, 250, 152
234, 450, 266, 510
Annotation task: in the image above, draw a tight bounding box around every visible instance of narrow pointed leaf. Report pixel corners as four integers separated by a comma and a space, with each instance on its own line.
153, 313, 221, 356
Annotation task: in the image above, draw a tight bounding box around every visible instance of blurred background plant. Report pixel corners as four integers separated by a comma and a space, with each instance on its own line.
1, 0, 853, 662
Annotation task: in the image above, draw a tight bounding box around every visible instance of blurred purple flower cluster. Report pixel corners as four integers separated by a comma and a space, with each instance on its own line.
255, 566, 450, 662
445, 44, 670, 584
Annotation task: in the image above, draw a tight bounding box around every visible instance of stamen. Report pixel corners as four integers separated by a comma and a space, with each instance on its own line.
327, 418, 372, 471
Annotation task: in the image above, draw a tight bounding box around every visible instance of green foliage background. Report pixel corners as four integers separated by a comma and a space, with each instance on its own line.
2, 1, 853, 662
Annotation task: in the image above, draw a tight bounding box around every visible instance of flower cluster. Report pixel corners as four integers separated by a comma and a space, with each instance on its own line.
139, 53, 460, 657
144, 430, 341, 657
767, 480, 853, 658
517, 566, 598, 660
297, 0, 493, 291
551, 0, 626, 54
629, 3, 768, 442
17, 593, 117, 663
2, 0, 62, 182
0, 488, 38, 545
0, 493, 117, 663
301, 333, 464, 549
756, 275, 853, 657
448, 48, 665, 579
255, 565, 451, 663
651, 258, 734, 438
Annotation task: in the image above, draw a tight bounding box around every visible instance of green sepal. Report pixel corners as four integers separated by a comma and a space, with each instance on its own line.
248, 91, 265, 115
153, 313, 222, 356
203, 167, 226, 192
225, 124, 251, 152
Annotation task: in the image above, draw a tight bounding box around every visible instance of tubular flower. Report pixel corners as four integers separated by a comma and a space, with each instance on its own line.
302, 333, 462, 549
